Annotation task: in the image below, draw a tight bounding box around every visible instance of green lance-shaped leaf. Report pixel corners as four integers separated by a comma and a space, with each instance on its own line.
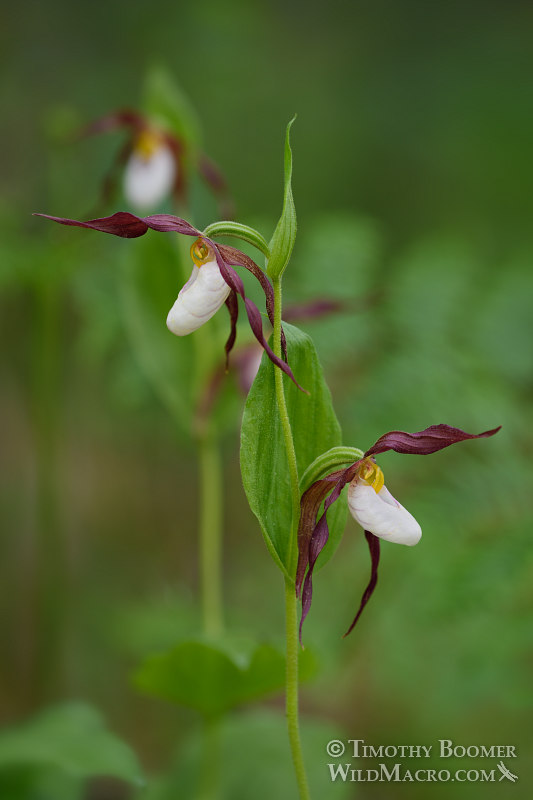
0, 703, 143, 786
240, 322, 346, 577
267, 117, 297, 280
134, 639, 316, 718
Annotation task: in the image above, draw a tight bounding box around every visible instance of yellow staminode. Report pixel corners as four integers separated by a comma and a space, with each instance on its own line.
134, 129, 163, 159
358, 458, 385, 494
190, 238, 211, 267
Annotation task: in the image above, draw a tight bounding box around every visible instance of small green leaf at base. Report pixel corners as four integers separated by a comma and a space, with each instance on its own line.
0, 703, 143, 787
134, 638, 317, 717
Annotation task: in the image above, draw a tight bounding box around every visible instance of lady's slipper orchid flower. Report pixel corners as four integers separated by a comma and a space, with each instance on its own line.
123, 127, 177, 210
296, 423, 501, 641
167, 238, 231, 335
34, 211, 302, 388
79, 109, 232, 215
347, 459, 422, 546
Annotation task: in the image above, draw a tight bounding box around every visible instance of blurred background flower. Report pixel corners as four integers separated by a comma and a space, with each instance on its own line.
1, 1, 532, 798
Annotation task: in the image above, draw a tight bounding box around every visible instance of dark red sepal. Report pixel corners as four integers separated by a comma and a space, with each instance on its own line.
365, 424, 501, 458
218, 243, 288, 362
297, 462, 361, 643
343, 531, 381, 637
224, 291, 239, 370
212, 248, 305, 392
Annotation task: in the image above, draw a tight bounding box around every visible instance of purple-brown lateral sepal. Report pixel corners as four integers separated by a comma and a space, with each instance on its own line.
365, 424, 502, 458
218, 244, 288, 362
343, 531, 380, 638
212, 249, 304, 391
224, 291, 239, 369
296, 463, 361, 643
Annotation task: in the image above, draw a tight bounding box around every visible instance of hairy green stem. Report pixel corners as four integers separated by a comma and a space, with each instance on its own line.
272, 277, 311, 800
284, 578, 311, 800
198, 432, 224, 637
196, 716, 221, 800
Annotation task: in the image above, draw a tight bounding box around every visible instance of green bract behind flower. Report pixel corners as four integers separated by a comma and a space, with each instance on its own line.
267, 117, 297, 281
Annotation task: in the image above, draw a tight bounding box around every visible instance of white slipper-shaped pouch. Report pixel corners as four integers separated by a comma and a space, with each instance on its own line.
124, 130, 176, 210
347, 477, 422, 546
166, 239, 231, 336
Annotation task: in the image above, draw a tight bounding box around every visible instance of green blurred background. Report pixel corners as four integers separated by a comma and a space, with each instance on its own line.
1, 0, 532, 798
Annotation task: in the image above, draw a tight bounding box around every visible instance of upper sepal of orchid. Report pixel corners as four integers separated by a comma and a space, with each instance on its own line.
78, 109, 182, 156
365, 423, 501, 458
267, 117, 297, 280
77, 109, 145, 139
